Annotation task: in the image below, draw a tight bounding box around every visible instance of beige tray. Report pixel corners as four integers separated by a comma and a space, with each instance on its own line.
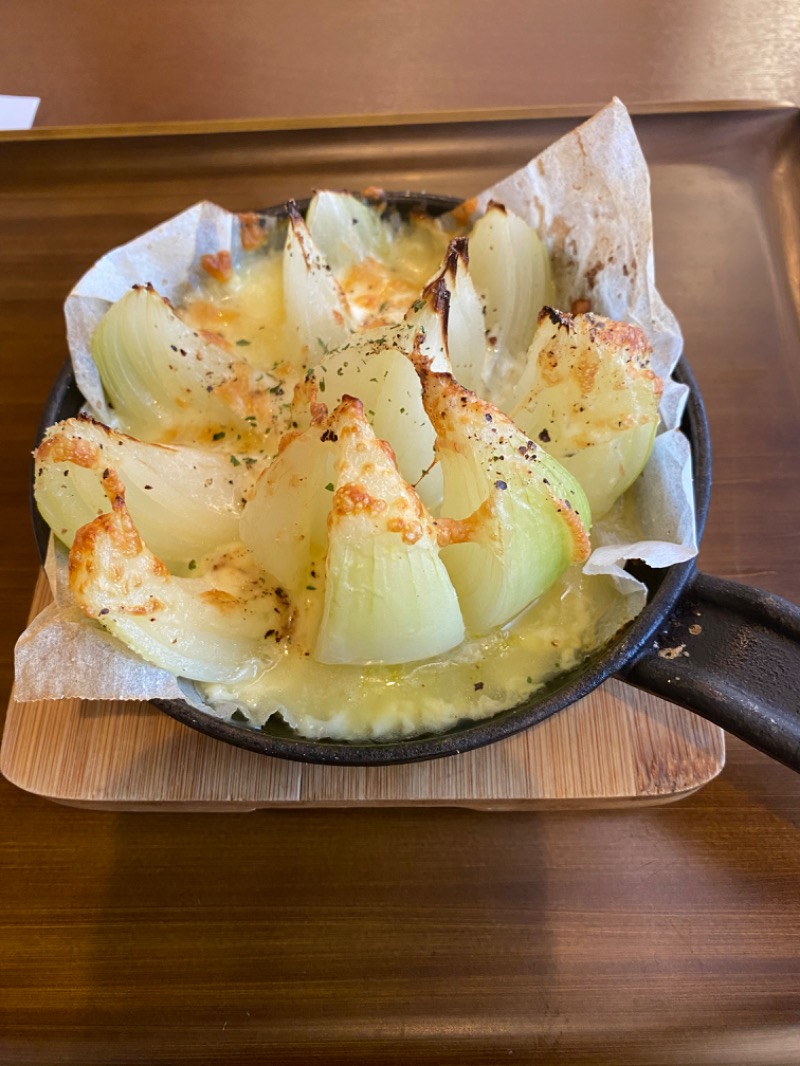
1, 573, 725, 810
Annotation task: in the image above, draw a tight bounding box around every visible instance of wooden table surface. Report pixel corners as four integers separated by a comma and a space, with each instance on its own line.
1, 0, 799, 130
2, 4, 800, 1064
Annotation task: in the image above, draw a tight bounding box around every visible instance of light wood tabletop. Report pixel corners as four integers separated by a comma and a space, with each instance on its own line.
1, 5, 800, 1065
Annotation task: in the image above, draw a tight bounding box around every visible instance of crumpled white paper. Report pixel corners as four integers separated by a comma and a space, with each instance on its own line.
15, 97, 697, 703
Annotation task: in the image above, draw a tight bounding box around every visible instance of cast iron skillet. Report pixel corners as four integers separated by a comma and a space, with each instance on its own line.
32, 194, 800, 771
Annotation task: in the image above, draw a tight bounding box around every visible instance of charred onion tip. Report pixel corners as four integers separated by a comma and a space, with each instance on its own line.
422, 275, 451, 315
286, 200, 302, 223
130, 281, 177, 310
445, 236, 469, 270
131, 281, 170, 304
333, 395, 365, 421
409, 344, 433, 374
540, 305, 573, 329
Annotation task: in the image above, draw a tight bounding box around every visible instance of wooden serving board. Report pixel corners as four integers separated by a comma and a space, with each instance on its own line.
1, 571, 725, 810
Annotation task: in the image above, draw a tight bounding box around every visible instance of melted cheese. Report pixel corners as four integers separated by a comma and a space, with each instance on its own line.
181, 253, 288, 373
195, 557, 638, 741
164, 209, 638, 741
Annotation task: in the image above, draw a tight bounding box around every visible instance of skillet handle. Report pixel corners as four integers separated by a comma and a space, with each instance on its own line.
619, 571, 800, 772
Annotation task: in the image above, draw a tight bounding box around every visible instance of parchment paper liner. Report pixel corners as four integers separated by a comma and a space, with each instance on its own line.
16, 97, 697, 707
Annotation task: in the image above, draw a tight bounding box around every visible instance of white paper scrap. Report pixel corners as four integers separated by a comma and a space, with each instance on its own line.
0, 95, 40, 131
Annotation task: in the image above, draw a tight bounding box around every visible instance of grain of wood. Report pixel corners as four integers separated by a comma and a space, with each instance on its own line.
1, 572, 724, 809
2, 104, 800, 1065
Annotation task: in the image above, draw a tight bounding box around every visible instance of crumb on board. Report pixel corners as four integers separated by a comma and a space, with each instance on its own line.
658, 644, 687, 660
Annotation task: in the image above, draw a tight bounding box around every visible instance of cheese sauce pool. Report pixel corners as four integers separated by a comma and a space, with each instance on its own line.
175, 215, 641, 741
195, 556, 636, 740
180, 212, 450, 368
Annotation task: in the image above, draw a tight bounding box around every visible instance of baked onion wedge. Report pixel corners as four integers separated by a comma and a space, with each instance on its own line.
469, 202, 555, 409
306, 190, 450, 328
306, 190, 390, 274
315, 397, 464, 665
283, 202, 353, 363
91, 284, 281, 445
417, 360, 591, 634
309, 328, 445, 510
239, 402, 335, 591
405, 238, 488, 394
509, 308, 663, 517
34, 416, 240, 575
68, 480, 285, 684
